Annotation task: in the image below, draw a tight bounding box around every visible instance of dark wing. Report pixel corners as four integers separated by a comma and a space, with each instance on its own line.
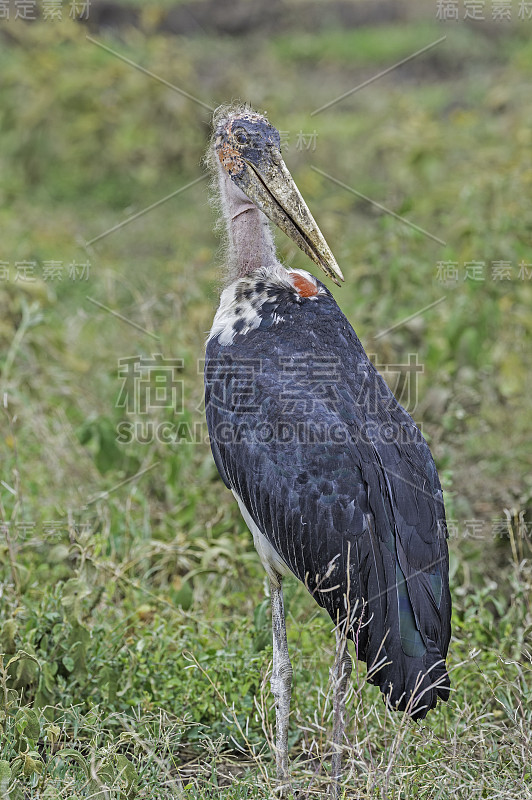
205, 303, 450, 718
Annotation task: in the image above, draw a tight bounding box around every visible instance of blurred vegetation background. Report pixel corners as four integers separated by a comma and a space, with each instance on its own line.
0, 1, 531, 797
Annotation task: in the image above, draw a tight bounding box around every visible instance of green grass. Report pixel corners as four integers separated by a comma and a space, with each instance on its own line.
0, 10, 531, 799
271, 22, 495, 68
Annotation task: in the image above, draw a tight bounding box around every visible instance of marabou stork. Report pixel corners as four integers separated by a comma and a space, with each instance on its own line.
204, 104, 451, 794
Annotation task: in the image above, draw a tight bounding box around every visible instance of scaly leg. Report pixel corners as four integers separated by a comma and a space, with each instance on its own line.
330, 626, 352, 797
270, 577, 293, 795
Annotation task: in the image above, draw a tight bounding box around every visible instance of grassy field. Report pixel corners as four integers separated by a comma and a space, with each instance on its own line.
0, 5, 531, 798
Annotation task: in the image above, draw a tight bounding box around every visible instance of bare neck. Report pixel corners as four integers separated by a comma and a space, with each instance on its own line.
218, 167, 276, 281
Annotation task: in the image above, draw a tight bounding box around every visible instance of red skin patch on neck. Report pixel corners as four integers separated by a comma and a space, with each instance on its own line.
292, 274, 318, 297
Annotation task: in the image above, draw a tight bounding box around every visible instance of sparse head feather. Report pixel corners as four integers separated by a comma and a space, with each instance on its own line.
205, 103, 256, 173
212, 102, 266, 135
205, 103, 279, 286
209, 103, 281, 180
211, 102, 270, 144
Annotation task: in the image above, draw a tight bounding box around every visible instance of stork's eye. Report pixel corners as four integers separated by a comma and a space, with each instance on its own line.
234, 128, 248, 145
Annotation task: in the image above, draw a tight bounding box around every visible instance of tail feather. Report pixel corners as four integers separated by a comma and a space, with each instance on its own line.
353, 509, 451, 720
365, 633, 450, 719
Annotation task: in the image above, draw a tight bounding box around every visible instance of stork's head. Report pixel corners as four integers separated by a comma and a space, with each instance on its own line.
212, 105, 344, 286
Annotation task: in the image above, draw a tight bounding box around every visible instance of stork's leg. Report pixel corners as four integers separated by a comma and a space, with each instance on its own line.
269, 576, 293, 795
330, 627, 352, 797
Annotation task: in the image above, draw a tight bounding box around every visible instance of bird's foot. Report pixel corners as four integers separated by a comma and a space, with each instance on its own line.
273, 776, 294, 798
328, 779, 342, 800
